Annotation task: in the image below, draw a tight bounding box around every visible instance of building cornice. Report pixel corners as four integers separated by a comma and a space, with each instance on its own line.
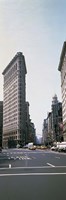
58, 41, 66, 71
2, 52, 27, 75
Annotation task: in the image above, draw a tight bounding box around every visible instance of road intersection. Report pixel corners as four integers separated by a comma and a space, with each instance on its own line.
0, 149, 66, 200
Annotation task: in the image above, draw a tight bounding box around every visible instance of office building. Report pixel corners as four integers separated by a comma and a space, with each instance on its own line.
51, 94, 63, 142
0, 101, 3, 147
47, 112, 52, 134
28, 120, 36, 143
25, 101, 30, 143
2, 52, 27, 147
58, 41, 66, 140
42, 118, 48, 145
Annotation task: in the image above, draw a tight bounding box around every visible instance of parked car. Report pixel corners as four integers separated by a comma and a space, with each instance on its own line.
51, 146, 56, 151
23, 144, 28, 148
29, 145, 36, 150
40, 145, 47, 150
36, 146, 41, 149
16, 144, 20, 148
58, 142, 66, 152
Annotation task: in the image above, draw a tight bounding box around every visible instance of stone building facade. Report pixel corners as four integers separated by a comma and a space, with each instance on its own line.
2, 52, 27, 147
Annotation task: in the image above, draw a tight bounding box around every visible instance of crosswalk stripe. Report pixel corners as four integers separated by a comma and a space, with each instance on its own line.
7, 156, 31, 160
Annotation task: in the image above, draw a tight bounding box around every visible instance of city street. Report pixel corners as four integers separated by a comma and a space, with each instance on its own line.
0, 148, 66, 200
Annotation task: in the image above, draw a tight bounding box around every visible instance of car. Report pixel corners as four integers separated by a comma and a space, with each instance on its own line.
29, 145, 36, 150
16, 144, 20, 148
23, 144, 28, 148
40, 145, 47, 150
51, 146, 56, 151
57, 142, 66, 152
36, 146, 41, 149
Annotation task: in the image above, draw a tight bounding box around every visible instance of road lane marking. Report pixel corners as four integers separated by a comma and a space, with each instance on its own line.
16, 156, 19, 159
5, 156, 31, 160
26, 157, 31, 160
47, 163, 55, 167
11, 157, 14, 159
9, 164, 11, 169
0, 172, 66, 177
0, 166, 51, 170
0, 165, 66, 170
55, 156, 60, 159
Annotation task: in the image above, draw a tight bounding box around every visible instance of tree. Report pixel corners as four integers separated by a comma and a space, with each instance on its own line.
8, 137, 16, 148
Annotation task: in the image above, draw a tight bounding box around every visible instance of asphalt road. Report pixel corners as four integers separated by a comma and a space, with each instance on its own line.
0, 148, 66, 200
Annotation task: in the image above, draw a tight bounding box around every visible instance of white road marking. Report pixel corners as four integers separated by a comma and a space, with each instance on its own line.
7, 156, 31, 160
19, 156, 31, 160
11, 157, 14, 159
55, 156, 60, 159
9, 164, 11, 168
0, 165, 66, 170
27, 157, 31, 160
0, 172, 66, 177
47, 163, 55, 167
22, 157, 24, 160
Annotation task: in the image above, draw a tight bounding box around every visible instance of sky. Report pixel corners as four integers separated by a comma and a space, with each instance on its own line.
0, 0, 66, 137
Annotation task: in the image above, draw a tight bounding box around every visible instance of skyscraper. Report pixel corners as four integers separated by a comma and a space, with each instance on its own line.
2, 52, 27, 147
51, 95, 63, 142
42, 119, 48, 145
